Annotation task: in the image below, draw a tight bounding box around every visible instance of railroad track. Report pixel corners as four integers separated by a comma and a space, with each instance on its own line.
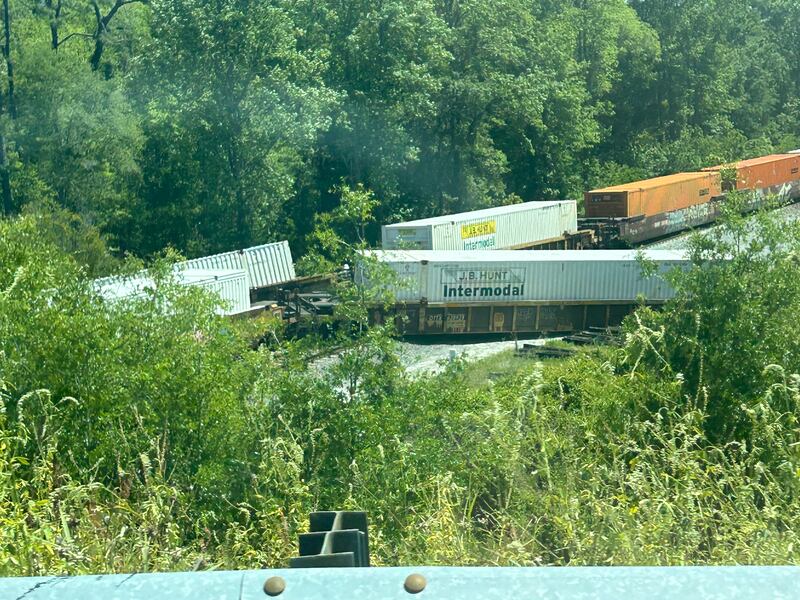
516, 326, 622, 358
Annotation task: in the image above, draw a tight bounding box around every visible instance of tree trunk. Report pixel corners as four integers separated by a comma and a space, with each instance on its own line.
51, 0, 61, 49
2, 0, 14, 118
44, 0, 62, 49
0, 0, 13, 215
0, 134, 12, 216
90, 0, 144, 73
89, 37, 104, 71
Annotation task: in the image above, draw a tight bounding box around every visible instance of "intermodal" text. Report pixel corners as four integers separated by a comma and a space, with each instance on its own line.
442, 284, 525, 299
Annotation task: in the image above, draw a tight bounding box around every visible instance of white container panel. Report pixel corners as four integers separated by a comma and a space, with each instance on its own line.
382, 201, 578, 251
381, 226, 433, 250
244, 241, 296, 288
426, 259, 680, 303
790, 149, 800, 154
95, 274, 153, 302
181, 252, 244, 273
182, 269, 250, 315
364, 250, 689, 304
204, 277, 249, 314
97, 269, 251, 315
387, 261, 424, 303
180, 241, 295, 289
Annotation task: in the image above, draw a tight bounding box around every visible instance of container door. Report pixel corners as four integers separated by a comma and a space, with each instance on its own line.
432, 224, 457, 251
628, 191, 641, 217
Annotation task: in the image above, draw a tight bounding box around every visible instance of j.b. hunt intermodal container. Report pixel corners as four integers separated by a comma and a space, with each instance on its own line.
365, 250, 688, 304
361, 250, 689, 335
381, 201, 578, 251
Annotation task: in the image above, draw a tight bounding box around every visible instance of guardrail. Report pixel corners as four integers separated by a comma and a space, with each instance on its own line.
4, 565, 799, 599
1, 511, 797, 599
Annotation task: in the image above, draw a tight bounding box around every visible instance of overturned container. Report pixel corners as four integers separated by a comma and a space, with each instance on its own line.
96, 268, 251, 316
179, 241, 296, 290
381, 201, 578, 251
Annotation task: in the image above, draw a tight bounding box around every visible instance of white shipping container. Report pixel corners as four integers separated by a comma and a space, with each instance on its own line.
243, 242, 297, 288
381, 201, 578, 251
360, 250, 690, 304
182, 269, 250, 314
179, 241, 296, 289
97, 268, 250, 315
790, 149, 800, 154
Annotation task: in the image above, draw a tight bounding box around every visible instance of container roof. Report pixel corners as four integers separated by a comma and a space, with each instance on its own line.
702, 154, 800, 171
588, 173, 715, 194
383, 200, 575, 228
97, 268, 246, 301
178, 268, 246, 283
365, 249, 689, 263
180, 240, 290, 262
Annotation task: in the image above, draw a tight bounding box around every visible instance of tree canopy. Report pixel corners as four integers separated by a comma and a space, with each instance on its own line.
2, 0, 800, 577
0, 0, 797, 259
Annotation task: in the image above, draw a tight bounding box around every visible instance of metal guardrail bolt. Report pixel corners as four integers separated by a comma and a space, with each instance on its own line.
264, 576, 286, 596
404, 573, 427, 594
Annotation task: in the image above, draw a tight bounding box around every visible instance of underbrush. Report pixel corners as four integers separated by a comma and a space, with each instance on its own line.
4, 207, 800, 573
3, 345, 800, 573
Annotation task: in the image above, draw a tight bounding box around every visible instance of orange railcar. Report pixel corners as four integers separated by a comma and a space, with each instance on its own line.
584, 172, 722, 219
703, 154, 800, 192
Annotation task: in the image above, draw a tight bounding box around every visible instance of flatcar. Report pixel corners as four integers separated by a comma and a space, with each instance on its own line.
583, 152, 800, 245
359, 249, 689, 336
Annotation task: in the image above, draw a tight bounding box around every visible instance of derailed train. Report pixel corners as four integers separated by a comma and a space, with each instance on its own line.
364, 151, 799, 336
97, 151, 798, 336
360, 250, 690, 336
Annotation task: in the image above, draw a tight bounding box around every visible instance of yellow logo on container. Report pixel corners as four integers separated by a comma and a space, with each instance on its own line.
461, 220, 496, 239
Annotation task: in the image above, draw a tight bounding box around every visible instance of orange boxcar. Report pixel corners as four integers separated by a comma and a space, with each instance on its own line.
703, 154, 800, 192
584, 172, 722, 219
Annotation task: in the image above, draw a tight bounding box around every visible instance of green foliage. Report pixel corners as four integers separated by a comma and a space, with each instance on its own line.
626, 196, 800, 443
132, 0, 336, 256
5, 209, 800, 572
4, 0, 798, 254
12, 35, 143, 235
21, 200, 119, 277
298, 183, 379, 274
0, 214, 267, 517
2, 0, 800, 576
